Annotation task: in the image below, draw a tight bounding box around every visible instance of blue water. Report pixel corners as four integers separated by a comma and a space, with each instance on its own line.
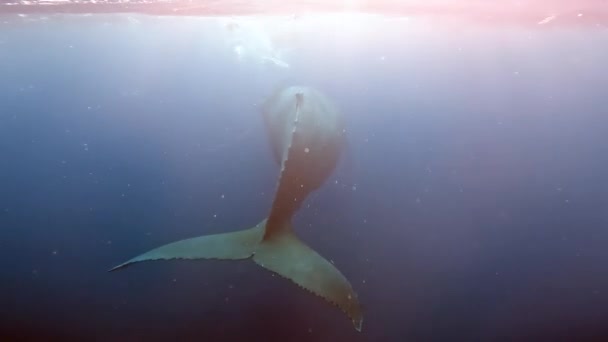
1, 13, 608, 341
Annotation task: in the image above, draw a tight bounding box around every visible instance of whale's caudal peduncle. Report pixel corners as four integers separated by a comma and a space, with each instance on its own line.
109, 86, 362, 331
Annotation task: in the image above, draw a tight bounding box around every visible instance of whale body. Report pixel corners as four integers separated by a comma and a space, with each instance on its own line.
110, 86, 362, 331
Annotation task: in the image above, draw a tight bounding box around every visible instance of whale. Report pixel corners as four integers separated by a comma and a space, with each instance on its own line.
109, 85, 363, 331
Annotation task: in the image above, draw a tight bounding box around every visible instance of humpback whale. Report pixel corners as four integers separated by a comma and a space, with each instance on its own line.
109, 86, 362, 331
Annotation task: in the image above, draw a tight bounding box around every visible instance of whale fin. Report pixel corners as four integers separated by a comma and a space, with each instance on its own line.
253, 225, 363, 331
108, 221, 266, 272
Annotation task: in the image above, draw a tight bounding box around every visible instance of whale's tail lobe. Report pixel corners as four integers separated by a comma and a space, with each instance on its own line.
253, 222, 363, 331
107, 221, 266, 272
108, 220, 363, 331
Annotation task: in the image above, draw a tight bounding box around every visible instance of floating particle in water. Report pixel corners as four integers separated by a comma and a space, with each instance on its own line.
538, 15, 556, 25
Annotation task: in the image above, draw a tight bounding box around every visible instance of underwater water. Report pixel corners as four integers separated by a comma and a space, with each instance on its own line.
1, 4, 608, 342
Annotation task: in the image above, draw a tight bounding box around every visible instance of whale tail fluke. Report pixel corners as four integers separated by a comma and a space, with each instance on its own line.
107, 220, 266, 272
108, 220, 363, 331
254, 222, 363, 331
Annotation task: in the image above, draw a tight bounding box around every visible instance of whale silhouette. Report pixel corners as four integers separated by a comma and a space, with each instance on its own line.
109, 86, 363, 331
